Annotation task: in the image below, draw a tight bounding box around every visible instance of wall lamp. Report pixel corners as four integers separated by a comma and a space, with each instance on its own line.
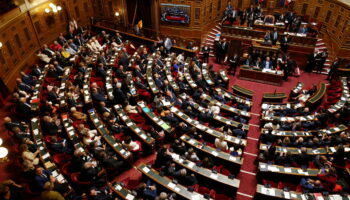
45, 3, 62, 14
0, 42, 2, 49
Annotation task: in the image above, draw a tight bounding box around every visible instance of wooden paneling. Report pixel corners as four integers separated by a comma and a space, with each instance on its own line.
0, 0, 93, 91
292, 0, 350, 58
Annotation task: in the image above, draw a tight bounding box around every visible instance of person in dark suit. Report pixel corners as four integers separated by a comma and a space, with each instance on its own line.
262, 57, 273, 69
91, 88, 107, 102
115, 65, 126, 79
47, 87, 59, 105
31, 64, 42, 77
228, 53, 239, 75
42, 116, 61, 135
240, 10, 247, 25
280, 34, 289, 52
113, 82, 128, 104
270, 28, 279, 45
221, 38, 229, 63
305, 52, 317, 72
42, 44, 55, 57
298, 24, 308, 34
327, 58, 339, 81
98, 52, 108, 66
16, 78, 33, 94
17, 97, 32, 114
34, 167, 68, 194
215, 41, 222, 64
202, 45, 210, 63
96, 64, 107, 79
263, 30, 272, 45
98, 152, 124, 171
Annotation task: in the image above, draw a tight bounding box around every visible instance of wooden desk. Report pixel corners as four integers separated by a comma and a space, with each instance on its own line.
170, 107, 246, 146
238, 66, 284, 86
108, 182, 136, 200
88, 109, 131, 160
189, 100, 249, 131
261, 124, 348, 137
137, 101, 172, 133
328, 77, 350, 114
258, 162, 318, 177
146, 60, 159, 94
252, 41, 280, 55
222, 25, 317, 48
261, 102, 304, 111
256, 184, 350, 200
307, 82, 326, 105
184, 57, 197, 89
262, 93, 287, 103
138, 164, 209, 200
30, 64, 48, 113
253, 22, 285, 32
180, 134, 243, 166
202, 63, 215, 86
82, 68, 92, 106
259, 144, 350, 155
58, 67, 71, 111
165, 58, 180, 92
215, 88, 253, 107
219, 69, 229, 82
170, 152, 240, 189
31, 118, 72, 189
201, 93, 251, 118
125, 72, 138, 97
232, 84, 254, 98
114, 105, 155, 145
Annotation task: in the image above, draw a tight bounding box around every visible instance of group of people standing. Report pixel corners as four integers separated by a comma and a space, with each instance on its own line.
305, 50, 328, 73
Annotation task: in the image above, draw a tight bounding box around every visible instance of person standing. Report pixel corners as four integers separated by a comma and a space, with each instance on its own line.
164, 37, 172, 54
280, 34, 289, 52
202, 45, 210, 63
327, 58, 339, 81
221, 38, 229, 64
215, 41, 223, 64
305, 51, 317, 72
271, 28, 279, 45
228, 54, 239, 75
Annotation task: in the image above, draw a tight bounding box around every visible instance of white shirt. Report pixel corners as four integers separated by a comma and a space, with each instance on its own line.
215, 138, 228, 151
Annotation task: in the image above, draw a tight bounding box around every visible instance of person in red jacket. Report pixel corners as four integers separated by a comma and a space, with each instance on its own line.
317, 167, 337, 192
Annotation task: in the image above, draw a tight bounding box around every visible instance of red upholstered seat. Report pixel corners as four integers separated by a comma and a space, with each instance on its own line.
215, 193, 232, 200
71, 172, 92, 186
198, 186, 216, 198
53, 153, 71, 165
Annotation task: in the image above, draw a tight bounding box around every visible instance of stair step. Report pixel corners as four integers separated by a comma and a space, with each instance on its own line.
212, 28, 221, 33
207, 34, 215, 39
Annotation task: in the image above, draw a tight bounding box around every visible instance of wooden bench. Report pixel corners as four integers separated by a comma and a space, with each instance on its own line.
232, 84, 254, 99
262, 92, 286, 103
307, 82, 326, 105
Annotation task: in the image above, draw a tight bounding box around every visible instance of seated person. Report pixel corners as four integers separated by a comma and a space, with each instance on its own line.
88, 186, 114, 200
98, 152, 124, 171
215, 135, 229, 151
0, 179, 24, 200
122, 136, 141, 152
263, 30, 272, 44
300, 178, 324, 193
70, 107, 87, 121
34, 167, 68, 194
49, 136, 71, 153
262, 57, 273, 69
298, 24, 308, 34
40, 182, 64, 200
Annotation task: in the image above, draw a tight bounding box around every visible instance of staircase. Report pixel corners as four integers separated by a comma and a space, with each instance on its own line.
312, 38, 332, 74
198, 23, 222, 57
